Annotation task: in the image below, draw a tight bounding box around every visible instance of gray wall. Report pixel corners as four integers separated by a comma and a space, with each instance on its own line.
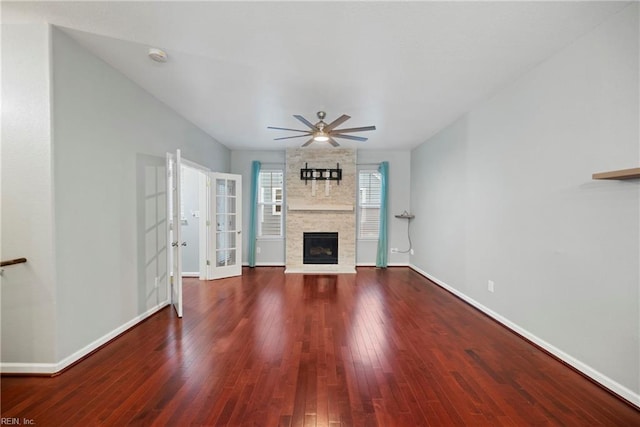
1, 24, 57, 365
181, 166, 202, 274
2, 23, 231, 369
50, 28, 229, 364
231, 149, 412, 266
231, 150, 286, 265
410, 4, 639, 402
357, 150, 411, 266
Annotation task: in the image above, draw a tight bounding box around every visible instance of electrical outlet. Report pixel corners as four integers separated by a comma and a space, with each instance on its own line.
256, 247, 261, 254
390, 248, 398, 253
154, 277, 159, 289
410, 249, 414, 255
488, 280, 495, 293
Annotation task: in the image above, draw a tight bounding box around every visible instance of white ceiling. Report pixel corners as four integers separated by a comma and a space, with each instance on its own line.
3, 1, 630, 150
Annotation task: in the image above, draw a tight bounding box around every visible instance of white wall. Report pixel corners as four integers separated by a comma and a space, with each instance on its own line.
356, 150, 411, 266
0, 26, 232, 371
1, 24, 57, 366
231, 150, 286, 265
410, 4, 639, 404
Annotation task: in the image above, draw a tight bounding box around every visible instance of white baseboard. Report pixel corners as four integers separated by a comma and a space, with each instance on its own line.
1, 300, 170, 375
409, 264, 640, 408
0, 362, 59, 375
356, 262, 410, 267
242, 262, 285, 267
242, 262, 409, 268
182, 272, 200, 277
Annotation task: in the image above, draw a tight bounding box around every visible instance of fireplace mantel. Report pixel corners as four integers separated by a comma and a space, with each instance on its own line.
287, 201, 353, 212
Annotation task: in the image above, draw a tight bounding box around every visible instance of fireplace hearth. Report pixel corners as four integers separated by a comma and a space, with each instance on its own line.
303, 232, 338, 264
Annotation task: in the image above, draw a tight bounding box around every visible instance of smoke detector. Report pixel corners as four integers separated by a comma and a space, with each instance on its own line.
148, 48, 168, 63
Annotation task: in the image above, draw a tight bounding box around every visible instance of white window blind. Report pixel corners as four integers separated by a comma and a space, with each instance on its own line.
358, 170, 381, 239
258, 170, 283, 237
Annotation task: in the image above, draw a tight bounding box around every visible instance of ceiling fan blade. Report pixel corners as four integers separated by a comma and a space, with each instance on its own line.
332, 134, 368, 142
274, 134, 312, 140
331, 125, 376, 133
301, 138, 315, 147
328, 137, 340, 147
324, 114, 351, 132
267, 126, 312, 133
293, 115, 317, 130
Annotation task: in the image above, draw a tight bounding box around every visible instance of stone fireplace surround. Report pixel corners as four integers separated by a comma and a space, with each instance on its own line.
285, 148, 356, 273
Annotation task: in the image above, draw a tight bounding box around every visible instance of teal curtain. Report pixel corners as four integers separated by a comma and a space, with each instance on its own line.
248, 161, 261, 267
376, 161, 389, 268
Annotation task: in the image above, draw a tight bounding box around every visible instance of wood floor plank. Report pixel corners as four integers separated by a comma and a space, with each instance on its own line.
1, 267, 639, 426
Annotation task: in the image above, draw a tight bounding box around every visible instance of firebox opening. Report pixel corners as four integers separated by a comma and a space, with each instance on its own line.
303, 232, 338, 264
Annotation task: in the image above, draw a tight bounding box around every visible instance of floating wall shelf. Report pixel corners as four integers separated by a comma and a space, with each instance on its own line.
395, 214, 415, 219
592, 167, 640, 180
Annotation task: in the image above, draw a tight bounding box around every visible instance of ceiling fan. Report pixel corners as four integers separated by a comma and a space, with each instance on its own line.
268, 111, 376, 147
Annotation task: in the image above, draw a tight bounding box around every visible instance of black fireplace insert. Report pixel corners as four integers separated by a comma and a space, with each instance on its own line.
303, 232, 338, 264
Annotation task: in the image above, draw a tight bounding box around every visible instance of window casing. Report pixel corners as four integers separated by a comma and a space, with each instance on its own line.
358, 170, 381, 239
258, 170, 284, 237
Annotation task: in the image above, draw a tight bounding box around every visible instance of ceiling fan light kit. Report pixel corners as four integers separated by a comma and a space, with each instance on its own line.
313, 132, 330, 142
268, 111, 376, 147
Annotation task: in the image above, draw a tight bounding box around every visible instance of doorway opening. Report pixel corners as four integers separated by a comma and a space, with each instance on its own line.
167, 151, 243, 318
179, 162, 208, 279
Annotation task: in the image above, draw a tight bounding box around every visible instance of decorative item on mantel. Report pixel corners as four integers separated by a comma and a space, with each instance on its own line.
300, 163, 342, 185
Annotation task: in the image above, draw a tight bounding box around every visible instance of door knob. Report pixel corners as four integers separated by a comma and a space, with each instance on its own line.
171, 241, 179, 247
181, 242, 187, 247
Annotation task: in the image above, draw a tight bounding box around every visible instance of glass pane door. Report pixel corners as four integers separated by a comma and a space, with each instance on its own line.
208, 173, 242, 279
215, 178, 238, 267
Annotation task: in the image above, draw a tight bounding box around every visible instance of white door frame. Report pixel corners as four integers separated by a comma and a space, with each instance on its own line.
166, 150, 183, 317
180, 158, 211, 280
207, 172, 243, 280
166, 153, 213, 317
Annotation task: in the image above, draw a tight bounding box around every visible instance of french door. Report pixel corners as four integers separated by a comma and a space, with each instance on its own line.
207, 173, 242, 279
166, 150, 183, 317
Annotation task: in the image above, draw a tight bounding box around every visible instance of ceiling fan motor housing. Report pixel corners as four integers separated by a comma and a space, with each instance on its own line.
267, 111, 376, 147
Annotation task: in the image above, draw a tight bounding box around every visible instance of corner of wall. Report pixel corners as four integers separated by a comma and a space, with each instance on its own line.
409, 264, 640, 408
1, 22, 58, 367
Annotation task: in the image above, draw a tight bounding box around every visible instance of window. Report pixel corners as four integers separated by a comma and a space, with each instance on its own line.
358, 170, 381, 239
258, 170, 284, 237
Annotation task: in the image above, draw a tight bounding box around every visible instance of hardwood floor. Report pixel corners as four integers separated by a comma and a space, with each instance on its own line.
2, 267, 639, 426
